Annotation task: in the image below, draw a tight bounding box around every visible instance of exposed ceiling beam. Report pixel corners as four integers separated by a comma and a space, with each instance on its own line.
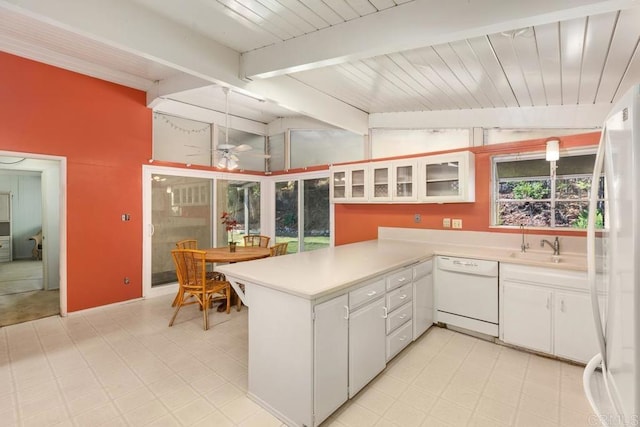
241, 0, 638, 79
369, 104, 612, 129
246, 76, 369, 135
0, 0, 243, 86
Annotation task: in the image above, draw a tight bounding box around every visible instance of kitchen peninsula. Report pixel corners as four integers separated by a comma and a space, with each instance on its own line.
215, 228, 595, 426
216, 239, 433, 427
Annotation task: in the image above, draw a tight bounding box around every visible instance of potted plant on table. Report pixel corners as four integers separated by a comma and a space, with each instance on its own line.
221, 211, 238, 252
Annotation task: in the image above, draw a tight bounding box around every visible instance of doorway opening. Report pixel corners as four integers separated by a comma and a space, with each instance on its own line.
0, 153, 65, 326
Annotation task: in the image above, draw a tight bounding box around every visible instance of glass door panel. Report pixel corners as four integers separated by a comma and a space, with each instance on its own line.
425, 161, 460, 197
303, 178, 330, 252
371, 166, 390, 200
332, 170, 346, 200
216, 180, 261, 247
151, 175, 212, 287
276, 181, 299, 252
395, 165, 414, 198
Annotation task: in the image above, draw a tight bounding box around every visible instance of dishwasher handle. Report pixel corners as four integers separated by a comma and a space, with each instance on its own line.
437, 256, 499, 277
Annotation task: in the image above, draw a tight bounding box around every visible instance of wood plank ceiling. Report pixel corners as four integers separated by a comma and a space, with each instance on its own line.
0, 0, 639, 132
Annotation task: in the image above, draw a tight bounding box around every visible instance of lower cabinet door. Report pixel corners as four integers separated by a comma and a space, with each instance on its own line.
502, 281, 552, 354
554, 291, 600, 363
349, 297, 386, 398
314, 294, 349, 425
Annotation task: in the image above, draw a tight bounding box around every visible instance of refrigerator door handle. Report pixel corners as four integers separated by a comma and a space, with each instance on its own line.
587, 128, 607, 363
583, 353, 610, 427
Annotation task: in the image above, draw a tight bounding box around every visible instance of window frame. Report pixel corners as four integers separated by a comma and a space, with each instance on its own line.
491, 147, 603, 230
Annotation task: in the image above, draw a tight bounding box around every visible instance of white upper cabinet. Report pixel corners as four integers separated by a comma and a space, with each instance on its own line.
330, 165, 369, 203
418, 151, 475, 203
330, 151, 475, 204
369, 163, 392, 202
392, 159, 418, 202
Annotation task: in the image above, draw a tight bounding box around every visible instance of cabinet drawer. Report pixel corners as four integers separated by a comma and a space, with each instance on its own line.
386, 283, 412, 312
386, 267, 412, 291
349, 278, 385, 309
386, 320, 413, 361
413, 260, 433, 280
386, 302, 412, 334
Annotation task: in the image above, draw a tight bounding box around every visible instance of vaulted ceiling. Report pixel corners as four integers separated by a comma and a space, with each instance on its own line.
1, 0, 639, 135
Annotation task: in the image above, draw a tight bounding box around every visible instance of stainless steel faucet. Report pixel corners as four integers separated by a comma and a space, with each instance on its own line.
520, 224, 529, 252
540, 236, 561, 255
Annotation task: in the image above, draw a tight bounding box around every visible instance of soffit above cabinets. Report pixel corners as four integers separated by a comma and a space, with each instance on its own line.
0, 1, 639, 133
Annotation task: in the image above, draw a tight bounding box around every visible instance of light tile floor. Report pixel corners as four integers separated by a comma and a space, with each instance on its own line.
0, 294, 596, 426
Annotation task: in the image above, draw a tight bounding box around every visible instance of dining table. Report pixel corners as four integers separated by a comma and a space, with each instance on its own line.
204, 245, 271, 311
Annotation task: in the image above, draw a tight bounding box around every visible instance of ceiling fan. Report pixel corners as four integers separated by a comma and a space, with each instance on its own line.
186, 87, 270, 170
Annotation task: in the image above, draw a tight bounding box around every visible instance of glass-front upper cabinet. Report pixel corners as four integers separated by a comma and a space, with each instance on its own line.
419, 151, 475, 203
331, 168, 347, 202
392, 160, 418, 201
370, 164, 391, 202
330, 165, 368, 202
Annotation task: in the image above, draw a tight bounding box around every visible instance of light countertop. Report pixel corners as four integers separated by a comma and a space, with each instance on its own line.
215, 239, 587, 300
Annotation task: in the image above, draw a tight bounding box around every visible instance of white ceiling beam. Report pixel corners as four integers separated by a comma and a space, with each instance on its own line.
0, 0, 244, 86
369, 104, 612, 129
246, 76, 369, 135
146, 74, 212, 108
241, 0, 638, 79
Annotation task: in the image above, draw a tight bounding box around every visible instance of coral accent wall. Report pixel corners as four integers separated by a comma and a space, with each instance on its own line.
0, 52, 151, 311
335, 132, 601, 245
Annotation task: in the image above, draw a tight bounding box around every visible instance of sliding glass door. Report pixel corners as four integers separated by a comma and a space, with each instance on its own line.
150, 174, 212, 287
275, 174, 330, 253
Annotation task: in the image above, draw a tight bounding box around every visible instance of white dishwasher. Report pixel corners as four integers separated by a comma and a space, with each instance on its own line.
435, 256, 499, 337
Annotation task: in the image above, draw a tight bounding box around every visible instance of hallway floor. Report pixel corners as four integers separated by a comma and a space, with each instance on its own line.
0, 293, 596, 426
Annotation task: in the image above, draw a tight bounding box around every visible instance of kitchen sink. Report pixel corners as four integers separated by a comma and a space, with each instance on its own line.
509, 252, 586, 264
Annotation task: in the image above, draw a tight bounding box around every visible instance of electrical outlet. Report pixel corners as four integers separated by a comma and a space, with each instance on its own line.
452, 219, 463, 229
414, 213, 421, 223
442, 218, 451, 228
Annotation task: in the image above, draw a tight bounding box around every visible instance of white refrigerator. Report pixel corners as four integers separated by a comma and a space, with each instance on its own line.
584, 84, 640, 426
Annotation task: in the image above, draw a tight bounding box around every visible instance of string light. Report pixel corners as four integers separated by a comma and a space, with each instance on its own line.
153, 113, 210, 135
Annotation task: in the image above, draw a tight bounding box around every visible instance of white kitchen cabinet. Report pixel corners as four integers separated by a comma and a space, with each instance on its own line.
349, 296, 386, 397
392, 159, 417, 201
314, 294, 349, 425
370, 163, 392, 202
413, 260, 433, 339
500, 263, 603, 363
0, 236, 11, 263
502, 280, 553, 354
418, 151, 475, 203
330, 165, 368, 203
330, 151, 474, 204
554, 291, 600, 363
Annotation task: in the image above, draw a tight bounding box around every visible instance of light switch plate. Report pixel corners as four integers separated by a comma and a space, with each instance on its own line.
452, 219, 462, 229
442, 218, 451, 228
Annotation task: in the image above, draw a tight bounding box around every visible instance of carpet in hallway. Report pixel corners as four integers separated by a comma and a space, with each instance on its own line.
0, 290, 59, 327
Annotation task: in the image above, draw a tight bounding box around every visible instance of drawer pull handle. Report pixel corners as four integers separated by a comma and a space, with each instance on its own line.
343, 306, 349, 320
366, 291, 377, 297
399, 314, 407, 319
383, 306, 388, 319
398, 277, 407, 282
560, 300, 565, 313
399, 336, 407, 341
399, 294, 407, 300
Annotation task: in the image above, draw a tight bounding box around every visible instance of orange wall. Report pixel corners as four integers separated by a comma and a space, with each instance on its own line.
335, 132, 601, 245
0, 52, 151, 311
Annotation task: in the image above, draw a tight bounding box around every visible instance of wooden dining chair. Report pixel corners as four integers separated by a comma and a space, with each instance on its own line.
243, 234, 271, 248
169, 249, 231, 330
269, 242, 288, 256
176, 239, 198, 249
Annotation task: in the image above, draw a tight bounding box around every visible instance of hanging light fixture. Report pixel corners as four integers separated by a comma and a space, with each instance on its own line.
545, 138, 560, 161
